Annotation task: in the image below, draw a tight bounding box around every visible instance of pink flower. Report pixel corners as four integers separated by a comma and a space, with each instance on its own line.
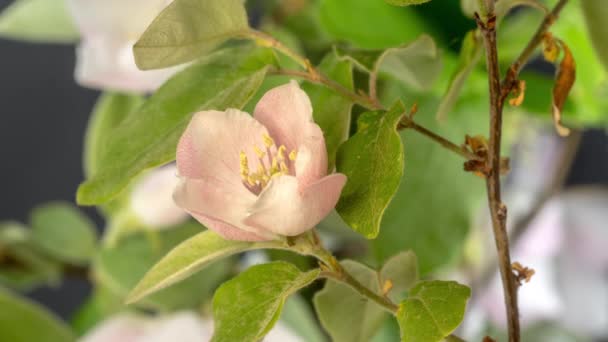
66, 0, 181, 92
173, 81, 347, 241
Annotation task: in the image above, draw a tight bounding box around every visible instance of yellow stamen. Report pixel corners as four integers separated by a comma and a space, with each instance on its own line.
253, 146, 265, 158
288, 150, 297, 161
277, 145, 286, 161
263, 133, 275, 148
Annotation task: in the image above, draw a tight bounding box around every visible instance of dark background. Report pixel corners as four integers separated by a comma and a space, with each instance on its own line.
0, 0, 607, 324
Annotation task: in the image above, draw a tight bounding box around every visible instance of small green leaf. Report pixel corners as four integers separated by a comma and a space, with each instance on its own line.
336, 102, 405, 238
303, 51, 354, 170
126, 230, 283, 305
0, 288, 75, 342
436, 30, 483, 120
97, 223, 233, 311
77, 45, 276, 205
30, 202, 97, 265
84, 93, 144, 178
282, 296, 327, 342
314, 261, 387, 342
582, 0, 608, 72
385, 0, 433, 7
319, 0, 430, 49
380, 251, 418, 301
212, 262, 319, 342
0, 0, 78, 44
397, 281, 470, 342
134, 0, 250, 69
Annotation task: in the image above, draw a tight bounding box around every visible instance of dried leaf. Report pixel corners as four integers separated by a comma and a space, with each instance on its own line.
508, 80, 526, 107
552, 40, 576, 137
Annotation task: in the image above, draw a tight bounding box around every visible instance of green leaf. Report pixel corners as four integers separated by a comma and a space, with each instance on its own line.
397, 281, 471, 342
380, 251, 418, 301
319, 0, 430, 49
0, 222, 61, 290
96, 223, 233, 311
373, 93, 486, 274
314, 260, 387, 342
0, 287, 75, 342
436, 30, 483, 120
0, 0, 78, 44
336, 102, 405, 238
212, 262, 319, 342
134, 0, 250, 69
126, 230, 283, 305
77, 45, 276, 205
581, 0, 608, 72
29, 202, 97, 265
282, 295, 327, 342
84, 93, 144, 178
385, 0, 433, 7
302, 51, 354, 170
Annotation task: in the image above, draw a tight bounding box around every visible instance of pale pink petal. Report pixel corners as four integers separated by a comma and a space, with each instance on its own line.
176, 109, 270, 187
74, 36, 180, 92
80, 314, 149, 342
253, 81, 314, 153
294, 124, 328, 187
245, 174, 347, 236
189, 212, 270, 242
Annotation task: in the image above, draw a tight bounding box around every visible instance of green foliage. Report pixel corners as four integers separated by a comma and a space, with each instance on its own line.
212, 262, 319, 342
0, 288, 75, 342
397, 281, 471, 342
96, 223, 231, 311
385, 0, 433, 7
436, 30, 483, 120
314, 261, 388, 342
379, 251, 418, 301
336, 102, 405, 238
30, 202, 97, 265
582, 0, 608, 72
0, 221, 61, 290
134, 0, 250, 69
0, 0, 78, 44
373, 94, 486, 274
319, 0, 430, 49
302, 51, 354, 170
77, 45, 276, 205
282, 296, 327, 342
84, 93, 145, 179
126, 230, 281, 305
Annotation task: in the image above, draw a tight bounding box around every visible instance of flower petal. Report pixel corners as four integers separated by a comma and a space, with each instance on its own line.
244, 174, 347, 236
294, 123, 328, 187
176, 109, 270, 186
189, 212, 270, 242
253, 80, 314, 153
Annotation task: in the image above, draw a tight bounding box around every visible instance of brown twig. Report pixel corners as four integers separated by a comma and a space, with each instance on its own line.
475, 0, 571, 340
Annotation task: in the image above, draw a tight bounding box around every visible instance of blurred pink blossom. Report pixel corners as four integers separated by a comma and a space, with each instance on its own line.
66, 0, 181, 92
174, 81, 347, 241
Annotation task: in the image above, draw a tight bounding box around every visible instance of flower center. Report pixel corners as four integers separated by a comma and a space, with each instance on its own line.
239, 133, 297, 194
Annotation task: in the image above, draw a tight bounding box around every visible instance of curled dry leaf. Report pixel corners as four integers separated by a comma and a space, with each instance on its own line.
508, 80, 526, 107
552, 40, 576, 137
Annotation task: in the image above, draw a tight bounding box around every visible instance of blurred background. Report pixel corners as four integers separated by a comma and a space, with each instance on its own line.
0, 0, 607, 341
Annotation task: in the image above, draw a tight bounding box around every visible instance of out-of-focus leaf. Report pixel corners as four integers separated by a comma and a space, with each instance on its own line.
30, 202, 97, 265
319, 0, 430, 49
582, 0, 608, 72
0, 0, 78, 43
96, 222, 233, 311
336, 102, 405, 238
397, 281, 471, 342
134, 0, 250, 69
70, 286, 123, 336
0, 287, 76, 342
125, 230, 282, 305
373, 91, 486, 274
314, 261, 387, 342
385, 0, 432, 6
436, 30, 482, 120
303, 51, 354, 170
212, 262, 319, 342
281, 295, 327, 342
379, 251, 418, 301
77, 45, 276, 205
